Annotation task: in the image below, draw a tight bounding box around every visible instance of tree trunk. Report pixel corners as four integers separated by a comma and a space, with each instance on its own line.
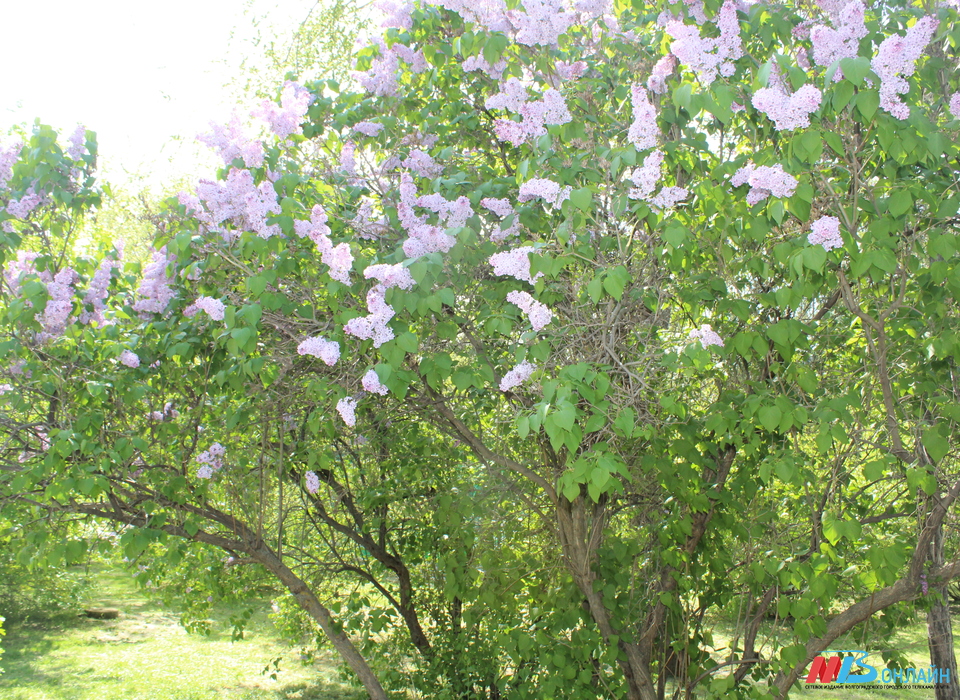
252, 543, 388, 700
927, 519, 959, 700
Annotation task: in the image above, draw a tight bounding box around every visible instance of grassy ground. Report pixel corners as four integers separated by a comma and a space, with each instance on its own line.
0, 565, 364, 700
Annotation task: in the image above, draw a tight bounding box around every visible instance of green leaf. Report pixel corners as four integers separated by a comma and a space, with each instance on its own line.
758, 406, 782, 432
839, 57, 870, 86
553, 402, 576, 431
855, 90, 880, 121
570, 187, 592, 211
922, 427, 950, 463
888, 190, 913, 217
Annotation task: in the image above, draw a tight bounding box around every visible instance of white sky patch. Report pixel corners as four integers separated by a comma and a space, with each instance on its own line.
0, 0, 319, 188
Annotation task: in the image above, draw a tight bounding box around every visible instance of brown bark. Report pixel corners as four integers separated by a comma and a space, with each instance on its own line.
927, 514, 959, 700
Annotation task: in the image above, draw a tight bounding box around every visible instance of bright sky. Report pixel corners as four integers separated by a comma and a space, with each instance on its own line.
0, 0, 316, 189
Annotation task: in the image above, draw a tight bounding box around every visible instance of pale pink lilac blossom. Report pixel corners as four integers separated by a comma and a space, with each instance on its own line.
499, 360, 537, 391
518, 178, 571, 207
195, 296, 226, 321
344, 285, 395, 347
6, 188, 43, 219
628, 85, 658, 151
0, 141, 23, 189
489, 247, 543, 284
336, 397, 358, 426
688, 324, 724, 347
666, 0, 743, 84
364, 263, 416, 290
252, 81, 313, 137
80, 257, 119, 325
506, 290, 553, 330
40, 268, 78, 342
119, 350, 140, 368
193, 168, 281, 240
297, 337, 341, 365
809, 1, 867, 81
647, 55, 677, 94
353, 121, 385, 136
197, 116, 264, 168
950, 92, 960, 119
133, 249, 177, 318
731, 163, 798, 204
305, 471, 321, 494
751, 84, 822, 131
509, 0, 576, 47
462, 55, 507, 80
67, 126, 87, 161
871, 16, 938, 120
362, 369, 390, 395
807, 215, 844, 250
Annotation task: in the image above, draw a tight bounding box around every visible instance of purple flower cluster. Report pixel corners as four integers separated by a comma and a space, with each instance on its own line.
627, 150, 688, 211
119, 349, 140, 368
731, 163, 798, 205
647, 54, 677, 94
362, 369, 390, 395
193, 168, 281, 241
506, 290, 553, 330
81, 257, 119, 326
872, 16, 937, 120
809, 1, 867, 81
481, 197, 520, 242
510, 0, 575, 47
364, 263, 416, 290
666, 0, 742, 85
951, 92, 960, 120
305, 470, 321, 494
6, 187, 43, 219
40, 268, 78, 342
195, 296, 226, 321
197, 116, 264, 169
688, 324, 723, 348
396, 175, 469, 258
490, 247, 543, 284
353, 121, 385, 137
196, 442, 226, 480
402, 149, 441, 178
67, 125, 87, 161
340, 141, 357, 175
132, 249, 177, 318
486, 80, 572, 145
252, 81, 313, 138
518, 178, 571, 207
807, 215, 844, 250
628, 85, 658, 151
0, 140, 23, 189
337, 396, 358, 426
431, 0, 511, 35
752, 84, 822, 131
357, 39, 427, 97
499, 360, 537, 391
297, 337, 341, 365
344, 285, 396, 347
376, 0, 413, 29
462, 55, 507, 80
555, 60, 587, 81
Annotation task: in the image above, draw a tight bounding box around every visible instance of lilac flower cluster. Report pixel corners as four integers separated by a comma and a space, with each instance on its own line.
67, 126, 87, 161
364, 263, 416, 290
0, 140, 23, 189
809, 1, 867, 81
357, 38, 427, 97
462, 55, 507, 80
688, 324, 724, 347
647, 54, 677, 94
376, 0, 413, 29
499, 360, 537, 391
297, 337, 341, 365
305, 470, 321, 494
489, 247, 543, 284
41, 268, 78, 342
431, 0, 511, 35
119, 349, 140, 368
481, 197, 520, 242
337, 396, 358, 426
396, 175, 469, 258
518, 178, 571, 207
344, 285, 396, 347
353, 121, 385, 137
731, 163, 798, 205
340, 141, 357, 175
506, 290, 553, 330
872, 16, 937, 120
402, 149, 441, 178
195, 296, 226, 321
133, 248, 176, 318
351, 198, 389, 239
193, 168, 281, 240
555, 60, 587, 81
6, 187, 43, 219
510, 0, 575, 47
362, 369, 390, 395
486, 80, 572, 146
196, 442, 226, 480
149, 402, 179, 422
807, 215, 844, 250
81, 257, 119, 326
628, 85, 658, 151
666, 0, 743, 85
752, 84, 822, 131
951, 92, 960, 120
627, 150, 689, 211
3, 251, 39, 297
252, 81, 313, 138
197, 116, 264, 169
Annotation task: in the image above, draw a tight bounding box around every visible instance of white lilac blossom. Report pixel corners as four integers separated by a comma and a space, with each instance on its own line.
197, 116, 264, 168
344, 285, 396, 347
196, 442, 226, 480
362, 369, 390, 395
297, 337, 341, 365
363, 263, 416, 290
305, 470, 321, 494
0, 141, 23, 189
252, 81, 313, 137
666, 0, 743, 85
518, 178, 571, 207
193, 168, 281, 240
499, 360, 537, 391
688, 324, 724, 347
628, 85, 658, 151
353, 121, 385, 136
809, 1, 867, 81
647, 54, 677, 94
506, 290, 553, 331
462, 54, 508, 80
807, 215, 844, 250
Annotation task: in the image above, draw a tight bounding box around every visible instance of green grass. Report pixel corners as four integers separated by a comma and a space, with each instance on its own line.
0, 565, 364, 700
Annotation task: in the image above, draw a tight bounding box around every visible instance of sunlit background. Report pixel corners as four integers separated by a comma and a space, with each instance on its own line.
0, 0, 331, 188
